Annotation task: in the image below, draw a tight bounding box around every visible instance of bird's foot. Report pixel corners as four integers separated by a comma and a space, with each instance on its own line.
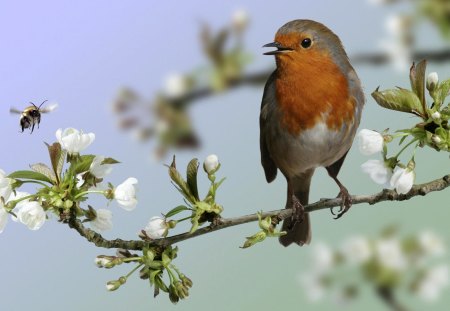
288, 194, 306, 229
330, 187, 352, 220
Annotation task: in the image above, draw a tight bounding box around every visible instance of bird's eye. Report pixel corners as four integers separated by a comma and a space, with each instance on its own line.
301, 38, 312, 49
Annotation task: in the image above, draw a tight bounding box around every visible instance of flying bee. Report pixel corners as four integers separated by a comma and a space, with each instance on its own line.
10, 100, 58, 134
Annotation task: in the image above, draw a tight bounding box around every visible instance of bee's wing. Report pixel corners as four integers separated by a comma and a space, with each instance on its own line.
10, 107, 22, 114
40, 103, 58, 113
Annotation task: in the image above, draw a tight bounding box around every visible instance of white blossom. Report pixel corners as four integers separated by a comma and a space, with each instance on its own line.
357, 129, 384, 156
340, 236, 372, 265
416, 264, 449, 301
114, 177, 138, 211
390, 167, 415, 194
427, 72, 439, 91
16, 201, 46, 230
361, 159, 392, 187
164, 73, 190, 99
91, 209, 113, 231
89, 155, 113, 178
0, 169, 12, 201
144, 216, 169, 239
375, 238, 407, 271
418, 230, 446, 257
203, 154, 219, 174
56, 128, 95, 155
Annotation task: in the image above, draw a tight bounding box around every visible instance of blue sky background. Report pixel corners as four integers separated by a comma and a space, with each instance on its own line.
1, 1, 449, 310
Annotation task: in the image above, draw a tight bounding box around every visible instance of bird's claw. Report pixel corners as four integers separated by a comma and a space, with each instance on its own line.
332, 188, 352, 220
288, 194, 305, 229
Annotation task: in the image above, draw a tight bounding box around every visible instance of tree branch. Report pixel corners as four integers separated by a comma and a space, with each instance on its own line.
68, 174, 450, 250
171, 49, 450, 109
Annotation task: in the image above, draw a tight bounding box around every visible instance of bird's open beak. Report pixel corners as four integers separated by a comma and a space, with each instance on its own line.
263, 42, 293, 55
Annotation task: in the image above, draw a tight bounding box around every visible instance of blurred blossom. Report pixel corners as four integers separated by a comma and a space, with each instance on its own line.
164, 73, 190, 99
155, 119, 170, 136
231, 9, 249, 32
0, 169, 13, 201
379, 15, 412, 71
56, 128, 95, 155
311, 242, 334, 272
0, 204, 8, 233
340, 236, 372, 265
91, 209, 113, 231
375, 238, 407, 271
361, 159, 393, 187
90, 155, 113, 179
416, 264, 449, 302
418, 230, 446, 257
367, 0, 388, 6
299, 272, 326, 302
390, 167, 415, 194
357, 129, 384, 156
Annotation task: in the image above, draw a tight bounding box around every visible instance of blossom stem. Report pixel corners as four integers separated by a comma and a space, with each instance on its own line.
394, 138, 419, 159
125, 263, 144, 279
122, 257, 143, 263
7, 194, 36, 207
73, 190, 107, 200
176, 216, 192, 223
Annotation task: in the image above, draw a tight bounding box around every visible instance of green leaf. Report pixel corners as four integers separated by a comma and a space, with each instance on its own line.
372, 87, 424, 116
101, 157, 120, 165
30, 163, 57, 183
409, 60, 427, 114
8, 170, 54, 184
45, 142, 64, 183
165, 205, 190, 218
438, 78, 450, 106
168, 157, 195, 204
70, 155, 95, 175
186, 158, 199, 201
56, 149, 66, 179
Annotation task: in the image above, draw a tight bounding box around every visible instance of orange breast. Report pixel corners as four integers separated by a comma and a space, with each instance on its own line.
275, 50, 355, 135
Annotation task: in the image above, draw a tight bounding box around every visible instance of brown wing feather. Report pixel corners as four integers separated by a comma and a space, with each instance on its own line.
260, 71, 278, 183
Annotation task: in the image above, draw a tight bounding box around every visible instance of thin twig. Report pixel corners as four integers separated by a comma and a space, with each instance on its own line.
68, 174, 450, 250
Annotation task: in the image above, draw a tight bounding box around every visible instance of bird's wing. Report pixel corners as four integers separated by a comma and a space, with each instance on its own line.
10, 107, 22, 114
259, 71, 278, 183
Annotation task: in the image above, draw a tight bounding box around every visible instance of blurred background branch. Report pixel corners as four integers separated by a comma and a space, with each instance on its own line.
112, 0, 450, 159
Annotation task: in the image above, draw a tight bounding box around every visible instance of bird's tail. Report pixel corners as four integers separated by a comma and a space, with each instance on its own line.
279, 170, 314, 247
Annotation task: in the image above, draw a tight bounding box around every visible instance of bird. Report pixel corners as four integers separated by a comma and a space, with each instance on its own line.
259, 20, 364, 247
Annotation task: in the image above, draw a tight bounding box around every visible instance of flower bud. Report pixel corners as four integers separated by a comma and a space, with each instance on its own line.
432, 135, 442, 145
55, 128, 95, 155
203, 154, 219, 174
169, 284, 180, 304
181, 275, 193, 288
426, 72, 439, 91
106, 277, 126, 291
431, 111, 441, 121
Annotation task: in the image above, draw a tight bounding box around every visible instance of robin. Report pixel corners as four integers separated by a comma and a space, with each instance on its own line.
260, 20, 364, 247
